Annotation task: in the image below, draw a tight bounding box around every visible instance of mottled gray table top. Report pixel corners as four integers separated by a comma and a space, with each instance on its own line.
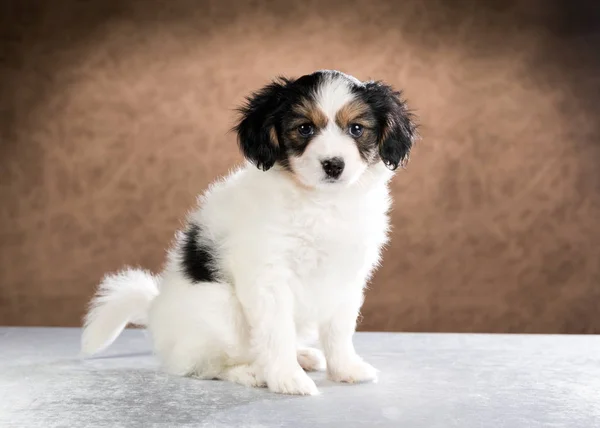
1, 327, 598, 428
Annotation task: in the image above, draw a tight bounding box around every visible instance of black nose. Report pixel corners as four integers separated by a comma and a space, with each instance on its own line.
321, 157, 345, 179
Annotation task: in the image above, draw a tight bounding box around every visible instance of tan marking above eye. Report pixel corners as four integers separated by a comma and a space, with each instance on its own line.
335, 99, 373, 130
269, 127, 279, 147
292, 99, 328, 129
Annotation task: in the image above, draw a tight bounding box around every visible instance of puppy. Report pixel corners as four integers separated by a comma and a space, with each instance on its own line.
82, 70, 417, 395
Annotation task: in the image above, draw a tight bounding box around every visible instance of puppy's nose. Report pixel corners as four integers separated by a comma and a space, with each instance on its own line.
321, 157, 345, 179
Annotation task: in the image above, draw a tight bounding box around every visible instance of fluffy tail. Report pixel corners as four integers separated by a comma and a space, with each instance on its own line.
81, 268, 159, 356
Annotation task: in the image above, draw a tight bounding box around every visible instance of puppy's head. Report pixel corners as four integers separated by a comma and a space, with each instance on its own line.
234, 70, 417, 188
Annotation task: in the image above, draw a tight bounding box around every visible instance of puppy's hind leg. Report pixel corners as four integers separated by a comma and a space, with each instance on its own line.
297, 347, 326, 372
149, 281, 251, 383
219, 364, 266, 388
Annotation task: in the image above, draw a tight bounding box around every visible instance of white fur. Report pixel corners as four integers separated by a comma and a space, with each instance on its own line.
82, 76, 396, 396
82, 268, 159, 355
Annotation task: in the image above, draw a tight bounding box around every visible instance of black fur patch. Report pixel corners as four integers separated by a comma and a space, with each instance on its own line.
180, 223, 219, 284
353, 81, 418, 170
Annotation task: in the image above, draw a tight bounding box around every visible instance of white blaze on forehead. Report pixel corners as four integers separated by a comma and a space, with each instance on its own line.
314, 76, 357, 124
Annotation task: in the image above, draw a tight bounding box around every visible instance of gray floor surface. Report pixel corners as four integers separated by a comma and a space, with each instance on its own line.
1, 327, 598, 427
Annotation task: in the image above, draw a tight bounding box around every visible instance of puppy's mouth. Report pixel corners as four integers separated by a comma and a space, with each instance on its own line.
321, 176, 345, 185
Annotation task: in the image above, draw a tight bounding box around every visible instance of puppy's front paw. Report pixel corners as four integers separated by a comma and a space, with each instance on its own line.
267, 367, 319, 395
328, 358, 378, 384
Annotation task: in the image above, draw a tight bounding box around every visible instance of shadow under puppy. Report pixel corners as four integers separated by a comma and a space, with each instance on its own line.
82, 70, 417, 395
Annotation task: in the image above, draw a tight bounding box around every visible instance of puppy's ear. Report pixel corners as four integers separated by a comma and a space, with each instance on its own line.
234, 78, 291, 171
364, 81, 418, 170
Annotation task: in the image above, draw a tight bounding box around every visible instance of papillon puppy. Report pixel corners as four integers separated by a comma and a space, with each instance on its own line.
82, 70, 417, 395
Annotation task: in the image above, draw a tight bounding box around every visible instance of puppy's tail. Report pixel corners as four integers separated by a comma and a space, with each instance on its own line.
81, 268, 159, 356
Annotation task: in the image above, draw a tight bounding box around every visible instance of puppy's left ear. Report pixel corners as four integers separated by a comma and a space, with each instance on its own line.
365, 82, 418, 170
234, 78, 291, 171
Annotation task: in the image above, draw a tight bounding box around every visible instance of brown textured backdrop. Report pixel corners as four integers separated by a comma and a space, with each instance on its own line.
1, 0, 599, 332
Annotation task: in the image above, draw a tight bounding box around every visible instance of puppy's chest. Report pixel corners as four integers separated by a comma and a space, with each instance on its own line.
285, 202, 385, 284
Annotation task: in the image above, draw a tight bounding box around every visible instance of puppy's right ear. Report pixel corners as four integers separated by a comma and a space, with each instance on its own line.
234, 78, 291, 171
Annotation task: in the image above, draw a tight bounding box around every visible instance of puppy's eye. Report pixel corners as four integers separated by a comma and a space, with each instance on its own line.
298, 124, 314, 137
349, 124, 364, 138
